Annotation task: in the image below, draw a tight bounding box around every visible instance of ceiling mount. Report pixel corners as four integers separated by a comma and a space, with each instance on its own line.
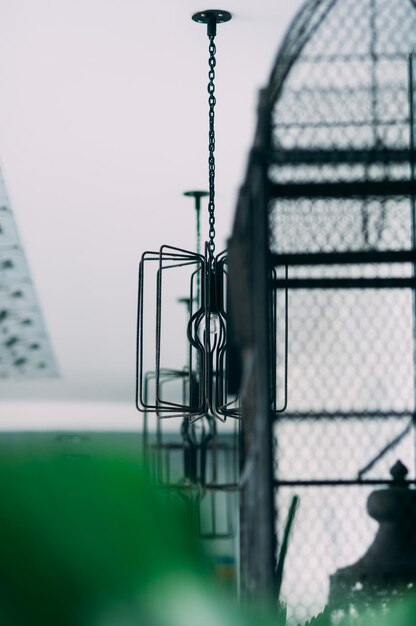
183, 190, 209, 203
192, 10, 232, 37
136, 7, 239, 422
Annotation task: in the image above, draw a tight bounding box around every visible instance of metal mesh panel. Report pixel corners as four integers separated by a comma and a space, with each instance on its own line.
274, 283, 414, 415
229, 0, 416, 612
268, 0, 416, 620
275, 423, 415, 623
270, 0, 416, 158
270, 198, 412, 253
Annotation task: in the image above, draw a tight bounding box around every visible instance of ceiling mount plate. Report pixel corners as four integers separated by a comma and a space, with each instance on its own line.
183, 190, 209, 200
192, 10, 232, 37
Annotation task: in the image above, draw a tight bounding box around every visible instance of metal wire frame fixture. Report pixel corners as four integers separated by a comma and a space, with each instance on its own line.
135, 9, 239, 422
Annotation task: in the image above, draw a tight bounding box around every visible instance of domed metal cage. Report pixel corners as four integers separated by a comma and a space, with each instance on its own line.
230, 0, 416, 620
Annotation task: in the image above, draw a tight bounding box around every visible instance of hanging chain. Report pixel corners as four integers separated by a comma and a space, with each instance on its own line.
208, 36, 217, 258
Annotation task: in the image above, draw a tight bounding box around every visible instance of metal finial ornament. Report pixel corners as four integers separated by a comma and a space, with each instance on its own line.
184, 190, 208, 257
329, 461, 416, 612
136, 10, 238, 421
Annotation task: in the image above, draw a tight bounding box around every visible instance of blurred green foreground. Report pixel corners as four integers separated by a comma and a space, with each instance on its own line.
0, 448, 228, 625
1, 444, 416, 626
0, 435, 277, 626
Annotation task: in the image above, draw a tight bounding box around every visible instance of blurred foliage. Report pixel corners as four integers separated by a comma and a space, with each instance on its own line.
0, 451, 208, 625
0, 448, 415, 625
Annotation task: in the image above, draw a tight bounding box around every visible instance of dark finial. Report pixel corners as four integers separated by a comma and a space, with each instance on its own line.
390, 460, 409, 484
184, 190, 208, 212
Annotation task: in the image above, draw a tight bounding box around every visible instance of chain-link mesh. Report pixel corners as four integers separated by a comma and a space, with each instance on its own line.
230, 0, 416, 619
275, 426, 415, 623
267, 0, 416, 622
270, 0, 416, 158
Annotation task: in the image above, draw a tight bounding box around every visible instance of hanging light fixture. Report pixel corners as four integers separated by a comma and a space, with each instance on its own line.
136, 9, 239, 422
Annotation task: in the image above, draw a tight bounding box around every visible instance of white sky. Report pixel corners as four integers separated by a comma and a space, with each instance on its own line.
0, 0, 304, 428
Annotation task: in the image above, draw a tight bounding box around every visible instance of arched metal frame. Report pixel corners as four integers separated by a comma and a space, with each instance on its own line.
230, 0, 416, 614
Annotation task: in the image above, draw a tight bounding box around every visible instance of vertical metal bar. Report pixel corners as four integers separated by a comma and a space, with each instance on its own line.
211, 490, 216, 536
238, 88, 277, 598
155, 257, 163, 410
212, 419, 218, 483
408, 52, 416, 474
165, 447, 170, 492
275, 266, 289, 414
143, 374, 149, 460
156, 402, 163, 482
226, 442, 235, 536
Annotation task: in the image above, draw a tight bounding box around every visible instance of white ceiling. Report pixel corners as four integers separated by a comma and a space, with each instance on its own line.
0, 0, 305, 428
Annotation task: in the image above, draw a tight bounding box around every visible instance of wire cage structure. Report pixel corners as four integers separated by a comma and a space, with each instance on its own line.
135, 9, 240, 549
142, 414, 240, 541
135, 237, 240, 541
229, 0, 416, 621
136, 245, 239, 420
136, 217, 240, 545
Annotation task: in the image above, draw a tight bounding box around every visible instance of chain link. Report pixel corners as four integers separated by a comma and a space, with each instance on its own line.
208, 36, 217, 258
